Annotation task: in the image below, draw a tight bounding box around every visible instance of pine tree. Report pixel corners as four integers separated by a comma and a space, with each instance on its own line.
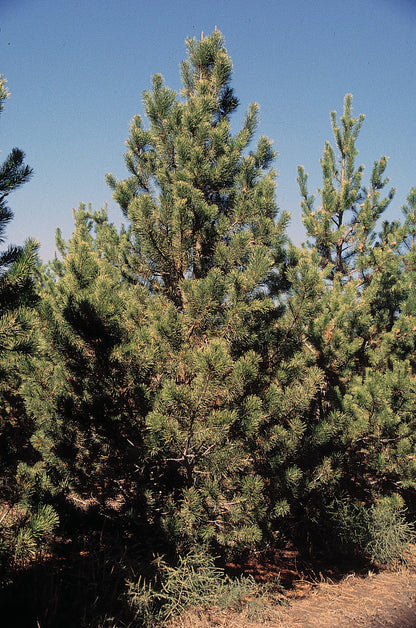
298, 94, 394, 281
0, 75, 35, 360
270, 97, 416, 552
0, 75, 59, 579
107, 31, 289, 551
24, 205, 150, 510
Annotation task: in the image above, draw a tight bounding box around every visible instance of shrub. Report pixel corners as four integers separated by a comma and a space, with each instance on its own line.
329, 495, 415, 564
365, 498, 415, 564
126, 548, 284, 626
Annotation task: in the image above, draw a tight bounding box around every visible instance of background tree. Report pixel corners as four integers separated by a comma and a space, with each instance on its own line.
268, 97, 416, 554
23, 204, 151, 512
0, 75, 58, 582
298, 94, 394, 282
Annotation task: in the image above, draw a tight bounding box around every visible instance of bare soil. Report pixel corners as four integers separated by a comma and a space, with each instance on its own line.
168, 548, 416, 628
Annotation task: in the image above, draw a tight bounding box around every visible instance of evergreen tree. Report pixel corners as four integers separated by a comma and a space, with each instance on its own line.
0, 74, 35, 362
298, 94, 394, 281
0, 75, 58, 579
107, 30, 289, 551
24, 205, 150, 510
266, 97, 416, 552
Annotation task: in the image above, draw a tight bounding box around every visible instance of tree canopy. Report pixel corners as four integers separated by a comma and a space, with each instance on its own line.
1, 31, 416, 627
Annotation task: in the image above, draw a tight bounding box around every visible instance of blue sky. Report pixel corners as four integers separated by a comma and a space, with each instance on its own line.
1, 0, 415, 261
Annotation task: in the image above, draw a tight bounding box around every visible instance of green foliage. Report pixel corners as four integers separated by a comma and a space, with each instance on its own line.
3, 34, 416, 625
1, 504, 59, 567
23, 204, 150, 505
107, 30, 288, 309
0, 74, 60, 588
225, 95, 416, 557
298, 94, 394, 281
126, 548, 283, 626
24, 34, 416, 565
329, 495, 414, 564
104, 30, 289, 549
365, 498, 415, 564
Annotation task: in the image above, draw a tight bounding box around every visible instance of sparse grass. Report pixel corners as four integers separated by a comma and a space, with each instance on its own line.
126, 548, 285, 627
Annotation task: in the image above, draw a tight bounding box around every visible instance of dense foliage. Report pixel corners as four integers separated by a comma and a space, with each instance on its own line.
0, 75, 59, 587
1, 32, 416, 626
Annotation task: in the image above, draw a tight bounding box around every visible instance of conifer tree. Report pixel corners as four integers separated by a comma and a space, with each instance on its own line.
298, 94, 394, 281
107, 31, 289, 550
0, 76, 58, 579
0, 75, 35, 362
24, 205, 150, 509
276, 97, 416, 551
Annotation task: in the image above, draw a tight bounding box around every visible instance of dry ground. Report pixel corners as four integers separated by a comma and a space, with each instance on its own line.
168, 550, 416, 628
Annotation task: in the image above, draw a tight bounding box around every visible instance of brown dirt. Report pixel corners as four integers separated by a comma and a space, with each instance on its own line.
168, 548, 416, 628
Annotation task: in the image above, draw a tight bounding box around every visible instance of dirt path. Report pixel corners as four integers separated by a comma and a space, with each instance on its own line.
170, 561, 416, 628
272, 567, 416, 628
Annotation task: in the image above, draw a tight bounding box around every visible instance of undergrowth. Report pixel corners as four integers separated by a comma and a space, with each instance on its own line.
330, 495, 415, 564
126, 548, 285, 626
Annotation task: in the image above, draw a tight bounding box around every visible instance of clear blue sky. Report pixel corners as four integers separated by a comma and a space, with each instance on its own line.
1, 0, 415, 261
